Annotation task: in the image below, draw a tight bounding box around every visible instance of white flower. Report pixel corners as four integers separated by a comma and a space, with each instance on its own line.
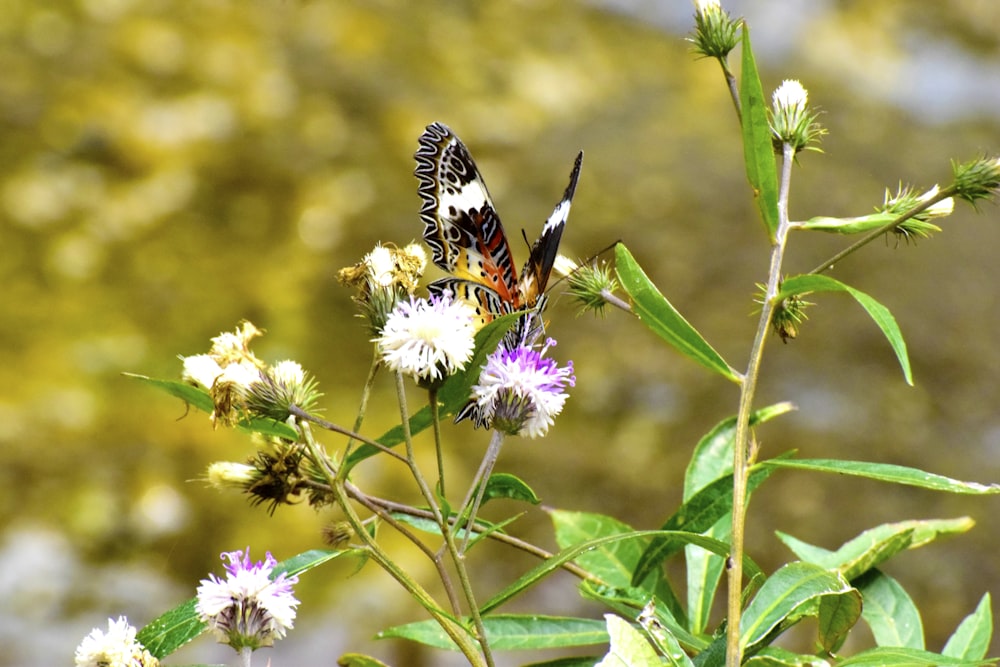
918, 185, 955, 219
376, 293, 476, 382
181, 354, 224, 389
270, 360, 305, 386
196, 548, 300, 651
693, 0, 721, 17
772, 79, 808, 112
366, 243, 397, 288
74, 616, 158, 667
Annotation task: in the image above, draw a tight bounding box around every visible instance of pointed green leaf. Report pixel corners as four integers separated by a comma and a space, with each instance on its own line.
739, 24, 779, 240
596, 614, 666, 667
477, 472, 541, 505
762, 458, 1000, 494
378, 614, 608, 651
837, 646, 994, 666
740, 562, 854, 651
337, 654, 392, 667
522, 658, 603, 667
818, 588, 863, 654
778, 518, 974, 581
796, 213, 897, 234
639, 606, 697, 667
137, 549, 348, 658
125, 374, 298, 439
615, 244, 740, 383
776, 274, 912, 384
943, 594, 993, 661
745, 646, 833, 666
855, 570, 924, 649
481, 528, 758, 616
633, 459, 781, 586
683, 404, 795, 633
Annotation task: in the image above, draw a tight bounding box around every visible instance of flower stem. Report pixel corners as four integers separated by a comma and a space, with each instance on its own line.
726, 141, 796, 667
341, 348, 381, 463
804, 185, 958, 275
429, 386, 446, 496
457, 430, 506, 554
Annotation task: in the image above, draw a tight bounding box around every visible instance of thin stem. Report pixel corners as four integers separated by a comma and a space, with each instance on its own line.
430, 387, 446, 496
342, 348, 381, 462
341, 480, 599, 582
287, 404, 408, 467
296, 418, 486, 666
393, 371, 445, 524
393, 372, 496, 667
719, 56, 742, 123
601, 289, 633, 314
804, 185, 958, 275
726, 141, 796, 667
457, 430, 506, 554
240, 646, 252, 667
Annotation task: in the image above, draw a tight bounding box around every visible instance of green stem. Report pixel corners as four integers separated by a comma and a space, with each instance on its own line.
430, 386, 446, 496
719, 55, 742, 123
393, 372, 496, 667
726, 141, 796, 667
296, 418, 487, 666
341, 348, 381, 464
457, 430, 506, 554
804, 185, 958, 275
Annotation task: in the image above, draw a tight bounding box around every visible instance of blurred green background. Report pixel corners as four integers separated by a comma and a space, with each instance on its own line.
3, 1, 1000, 665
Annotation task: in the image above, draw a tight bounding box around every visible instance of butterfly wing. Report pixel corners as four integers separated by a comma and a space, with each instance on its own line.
415, 122, 522, 317
518, 151, 584, 308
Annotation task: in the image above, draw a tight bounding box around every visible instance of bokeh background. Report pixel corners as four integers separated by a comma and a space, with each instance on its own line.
3, 1, 1000, 665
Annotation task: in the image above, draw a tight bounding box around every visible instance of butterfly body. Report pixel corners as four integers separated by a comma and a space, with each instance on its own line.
415, 122, 583, 331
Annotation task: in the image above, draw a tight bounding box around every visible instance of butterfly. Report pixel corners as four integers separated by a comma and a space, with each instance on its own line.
414, 122, 584, 337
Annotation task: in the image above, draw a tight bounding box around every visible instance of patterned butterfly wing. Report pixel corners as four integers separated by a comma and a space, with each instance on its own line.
415, 122, 522, 325
518, 151, 584, 308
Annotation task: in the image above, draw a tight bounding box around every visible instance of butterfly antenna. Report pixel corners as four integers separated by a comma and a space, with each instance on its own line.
546, 239, 621, 292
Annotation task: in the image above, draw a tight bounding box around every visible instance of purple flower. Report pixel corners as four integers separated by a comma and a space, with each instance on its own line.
195, 548, 300, 652
471, 339, 575, 438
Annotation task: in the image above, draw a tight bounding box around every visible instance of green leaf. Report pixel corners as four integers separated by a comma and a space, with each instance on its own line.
778, 518, 974, 581
818, 588, 863, 654
683, 404, 795, 634
744, 646, 835, 666
523, 658, 603, 667
476, 472, 541, 506
615, 244, 740, 383
739, 24, 779, 240
776, 274, 912, 385
125, 373, 298, 439
639, 608, 697, 667
739, 562, 854, 651
796, 213, 897, 234
552, 511, 654, 590
762, 458, 1000, 494
596, 614, 667, 666
481, 528, 756, 616
378, 614, 608, 651
633, 460, 780, 586
943, 594, 993, 661
337, 653, 392, 667
136, 548, 349, 659
855, 570, 924, 649
836, 646, 995, 666
344, 313, 519, 471
135, 598, 204, 659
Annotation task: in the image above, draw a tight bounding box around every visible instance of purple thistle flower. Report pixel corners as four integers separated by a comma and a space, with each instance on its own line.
195, 547, 300, 652
471, 338, 575, 438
